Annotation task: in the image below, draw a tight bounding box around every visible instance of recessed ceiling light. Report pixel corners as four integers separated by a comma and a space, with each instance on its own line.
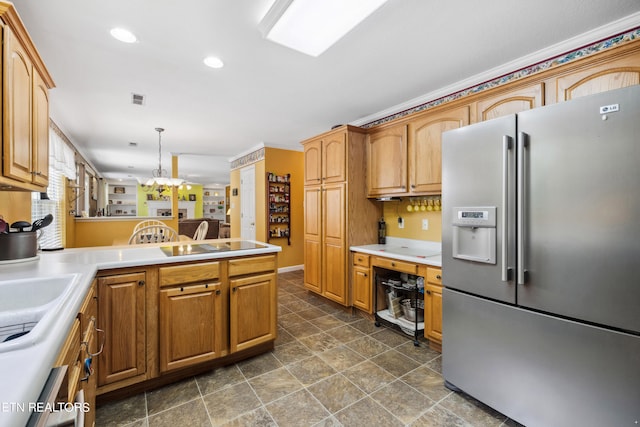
110, 27, 137, 43
203, 56, 224, 69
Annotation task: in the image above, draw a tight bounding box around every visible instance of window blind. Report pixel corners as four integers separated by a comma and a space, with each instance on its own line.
31, 128, 77, 249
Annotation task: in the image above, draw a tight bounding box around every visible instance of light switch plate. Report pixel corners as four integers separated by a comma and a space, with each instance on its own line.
422, 219, 429, 230
398, 217, 404, 229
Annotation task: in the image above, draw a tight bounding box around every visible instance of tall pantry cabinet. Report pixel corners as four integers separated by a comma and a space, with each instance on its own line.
302, 125, 380, 306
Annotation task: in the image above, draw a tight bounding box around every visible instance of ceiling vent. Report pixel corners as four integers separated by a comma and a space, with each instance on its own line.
131, 93, 145, 106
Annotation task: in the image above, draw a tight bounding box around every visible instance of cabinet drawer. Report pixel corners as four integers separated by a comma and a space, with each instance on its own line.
55, 318, 81, 368
54, 318, 82, 403
229, 255, 276, 277
373, 256, 418, 274
159, 261, 221, 287
80, 283, 97, 335
427, 267, 442, 286
352, 253, 370, 267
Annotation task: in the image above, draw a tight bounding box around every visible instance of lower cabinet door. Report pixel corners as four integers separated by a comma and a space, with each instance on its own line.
352, 265, 372, 313
229, 272, 277, 353
159, 283, 222, 372
98, 272, 146, 386
425, 284, 443, 344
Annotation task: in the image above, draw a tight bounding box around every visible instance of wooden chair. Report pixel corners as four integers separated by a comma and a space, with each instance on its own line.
128, 225, 178, 244
218, 222, 230, 238
133, 219, 167, 233
192, 221, 209, 240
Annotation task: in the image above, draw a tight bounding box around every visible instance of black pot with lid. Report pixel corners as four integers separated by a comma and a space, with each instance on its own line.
0, 214, 54, 261
0, 231, 37, 261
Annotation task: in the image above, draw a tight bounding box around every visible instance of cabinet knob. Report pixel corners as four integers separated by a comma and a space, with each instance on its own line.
391, 262, 396, 267
232, 287, 237, 293
180, 287, 184, 292
216, 289, 221, 295
411, 184, 416, 189
364, 273, 368, 277
436, 275, 442, 280
138, 280, 145, 287
426, 290, 432, 295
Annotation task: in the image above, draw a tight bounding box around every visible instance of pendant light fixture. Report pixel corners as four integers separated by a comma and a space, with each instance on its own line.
141, 127, 184, 195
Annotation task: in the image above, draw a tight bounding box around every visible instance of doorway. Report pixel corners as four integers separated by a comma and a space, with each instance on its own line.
240, 165, 256, 240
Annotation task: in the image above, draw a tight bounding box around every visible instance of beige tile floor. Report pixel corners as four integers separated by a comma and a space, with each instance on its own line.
95, 270, 524, 427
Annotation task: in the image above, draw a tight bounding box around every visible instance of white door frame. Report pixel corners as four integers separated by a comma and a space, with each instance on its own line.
240, 165, 256, 241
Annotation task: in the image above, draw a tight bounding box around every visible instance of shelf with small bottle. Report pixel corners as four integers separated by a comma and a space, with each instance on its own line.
266, 173, 291, 245
107, 181, 138, 216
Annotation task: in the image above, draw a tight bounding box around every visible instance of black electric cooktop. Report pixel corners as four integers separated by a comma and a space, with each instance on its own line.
160, 241, 267, 257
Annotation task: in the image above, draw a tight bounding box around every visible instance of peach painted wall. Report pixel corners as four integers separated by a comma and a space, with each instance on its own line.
0, 192, 31, 223
265, 147, 303, 269
229, 148, 304, 269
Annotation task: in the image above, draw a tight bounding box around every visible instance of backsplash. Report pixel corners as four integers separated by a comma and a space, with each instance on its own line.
0, 192, 31, 223
382, 199, 441, 242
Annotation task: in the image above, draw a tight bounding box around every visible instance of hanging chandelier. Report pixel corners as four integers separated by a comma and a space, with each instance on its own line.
141, 127, 184, 194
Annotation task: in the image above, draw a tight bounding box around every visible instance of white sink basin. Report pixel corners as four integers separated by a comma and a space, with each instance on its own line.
0, 274, 80, 353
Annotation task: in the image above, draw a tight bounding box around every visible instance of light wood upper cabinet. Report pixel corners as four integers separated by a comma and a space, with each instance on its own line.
303, 130, 346, 185
476, 84, 544, 122
97, 272, 147, 387
366, 124, 408, 196
322, 132, 346, 183
303, 140, 322, 185
0, 12, 55, 191
32, 70, 50, 186
3, 28, 33, 184
555, 54, 640, 101
408, 106, 469, 194
366, 106, 468, 197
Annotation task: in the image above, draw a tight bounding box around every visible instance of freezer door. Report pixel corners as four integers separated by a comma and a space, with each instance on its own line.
442, 115, 516, 303
443, 288, 640, 427
517, 85, 640, 334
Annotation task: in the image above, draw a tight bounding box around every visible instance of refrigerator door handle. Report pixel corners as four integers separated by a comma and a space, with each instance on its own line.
517, 132, 528, 285
502, 135, 512, 282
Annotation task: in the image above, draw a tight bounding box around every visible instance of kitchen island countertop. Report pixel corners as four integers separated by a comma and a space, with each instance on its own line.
0, 239, 281, 427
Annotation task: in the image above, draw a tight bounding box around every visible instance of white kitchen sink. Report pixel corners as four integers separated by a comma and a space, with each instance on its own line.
0, 274, 80, 352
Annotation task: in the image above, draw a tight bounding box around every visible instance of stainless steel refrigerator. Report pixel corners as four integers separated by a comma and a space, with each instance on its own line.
441, 85, 640, 427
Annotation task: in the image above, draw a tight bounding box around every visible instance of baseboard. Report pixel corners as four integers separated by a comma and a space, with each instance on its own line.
278, 264, 303, 273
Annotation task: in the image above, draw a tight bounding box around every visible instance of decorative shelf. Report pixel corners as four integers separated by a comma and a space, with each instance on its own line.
266, 172, 290, 245
107, 181, 138, 216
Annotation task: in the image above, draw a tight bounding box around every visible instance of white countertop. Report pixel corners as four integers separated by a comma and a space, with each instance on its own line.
350, 237, 442, 267
0, 239, 281, 427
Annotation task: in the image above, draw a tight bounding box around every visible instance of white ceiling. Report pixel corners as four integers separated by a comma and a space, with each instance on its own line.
10, 0, 640, 187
